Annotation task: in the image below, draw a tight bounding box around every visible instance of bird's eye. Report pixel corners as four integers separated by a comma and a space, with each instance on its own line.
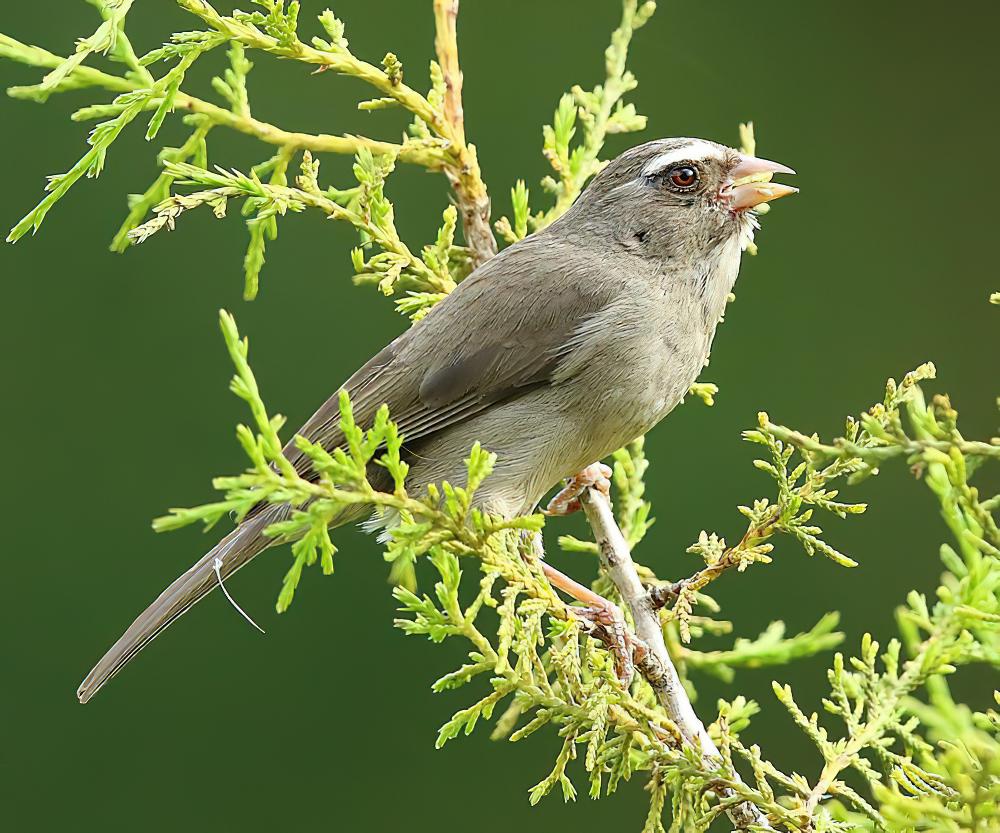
668, 165, 699, 189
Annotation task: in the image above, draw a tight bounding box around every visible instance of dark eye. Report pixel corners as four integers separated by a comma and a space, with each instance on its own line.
668, 165, 699, 189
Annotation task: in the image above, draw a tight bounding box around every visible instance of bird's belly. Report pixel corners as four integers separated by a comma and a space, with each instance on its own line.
403, 382, 650, 519
405, 328, 709, 518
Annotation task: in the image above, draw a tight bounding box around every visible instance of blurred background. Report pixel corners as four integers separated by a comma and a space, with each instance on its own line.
1, 2, 997, 830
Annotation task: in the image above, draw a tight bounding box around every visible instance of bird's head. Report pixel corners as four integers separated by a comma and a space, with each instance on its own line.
557, 137, 797, 257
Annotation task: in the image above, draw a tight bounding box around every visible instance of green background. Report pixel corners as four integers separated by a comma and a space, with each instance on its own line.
1, 2, 997, 830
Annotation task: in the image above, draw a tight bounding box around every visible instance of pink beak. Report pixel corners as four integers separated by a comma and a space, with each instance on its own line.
725, 154, 798, 211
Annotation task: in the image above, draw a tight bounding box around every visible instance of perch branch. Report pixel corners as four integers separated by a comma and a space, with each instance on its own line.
579, 487, 774, 831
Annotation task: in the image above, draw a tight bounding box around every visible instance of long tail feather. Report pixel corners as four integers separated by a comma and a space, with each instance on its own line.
77, 508, 283, 704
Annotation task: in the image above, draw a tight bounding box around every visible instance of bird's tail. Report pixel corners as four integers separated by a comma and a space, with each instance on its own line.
76, 507, 286, 704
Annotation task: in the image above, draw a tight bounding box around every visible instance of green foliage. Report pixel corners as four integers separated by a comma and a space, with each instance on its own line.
110, 116, 212, 253
39, 0, 138, 95
4, 3, 998, 831
683, 615, 844, 684
171, 303, 1000, 831
495, 0, 656, 238
6, 18, 225, 243
738, 121, 768, 255
155, 310, 548, 609
122, 149, 464, 303
753, 365, 1000, 831
3, 0, 465, 294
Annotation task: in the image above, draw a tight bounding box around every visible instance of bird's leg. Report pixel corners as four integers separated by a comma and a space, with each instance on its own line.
542, 561, 635, 685
537, 557, 635, 686
544, 462, 613, 516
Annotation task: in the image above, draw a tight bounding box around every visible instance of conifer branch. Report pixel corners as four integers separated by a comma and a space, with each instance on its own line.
494, 0, 655, 241
4, 3, 998, 830
580, 487, 775, 830
0, 33, 447, 167
536, 0, 655, 230
178, 0, 496, 264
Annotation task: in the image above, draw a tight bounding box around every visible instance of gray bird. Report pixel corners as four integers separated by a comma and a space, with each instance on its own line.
77, 137, 796, 703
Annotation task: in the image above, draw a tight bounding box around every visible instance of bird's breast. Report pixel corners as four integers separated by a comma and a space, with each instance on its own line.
562, 301, 708, 445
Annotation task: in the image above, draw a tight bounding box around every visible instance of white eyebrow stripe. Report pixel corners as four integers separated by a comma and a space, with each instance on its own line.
642, 140, 724, 175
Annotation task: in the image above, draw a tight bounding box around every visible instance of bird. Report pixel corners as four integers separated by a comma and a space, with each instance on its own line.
77, 137, 796, 703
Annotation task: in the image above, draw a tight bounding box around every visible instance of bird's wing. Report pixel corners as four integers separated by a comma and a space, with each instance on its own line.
78, 236, 619, 702
284, 234, 615, 474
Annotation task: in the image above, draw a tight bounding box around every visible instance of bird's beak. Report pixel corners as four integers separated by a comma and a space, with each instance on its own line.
725, 154, 798, 210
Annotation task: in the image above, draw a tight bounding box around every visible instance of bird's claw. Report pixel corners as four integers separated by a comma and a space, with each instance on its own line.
545, 462, 613, 516
571, 601, 635, 687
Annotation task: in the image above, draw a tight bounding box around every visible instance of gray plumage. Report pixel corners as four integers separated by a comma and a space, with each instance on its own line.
77, 137, 795, 703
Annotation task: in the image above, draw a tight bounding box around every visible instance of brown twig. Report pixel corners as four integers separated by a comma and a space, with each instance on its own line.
648, 512, 779, 611
433, 0, 466, 145
432, 0, 497, 266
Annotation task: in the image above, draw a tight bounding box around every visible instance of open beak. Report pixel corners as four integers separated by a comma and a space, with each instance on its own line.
725, 154, 798, 211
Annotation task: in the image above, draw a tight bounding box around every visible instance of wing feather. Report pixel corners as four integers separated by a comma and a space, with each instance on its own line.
283, 234, 614, 472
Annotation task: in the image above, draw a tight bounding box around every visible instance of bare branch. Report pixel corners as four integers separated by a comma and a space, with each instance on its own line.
433, 0, 466, 145
432, 0, 496, 266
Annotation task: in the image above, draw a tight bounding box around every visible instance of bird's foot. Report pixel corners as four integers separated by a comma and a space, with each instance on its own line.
540, 561, 634, 686
544, 462, 613, 516
571, 602, 635, 686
